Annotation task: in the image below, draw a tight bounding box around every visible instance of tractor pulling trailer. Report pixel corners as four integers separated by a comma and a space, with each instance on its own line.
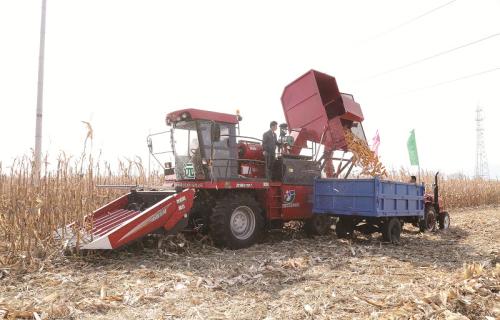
60, 70, 449, 251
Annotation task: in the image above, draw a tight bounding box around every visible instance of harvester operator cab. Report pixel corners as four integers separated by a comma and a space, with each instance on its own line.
166, 109, 241, 181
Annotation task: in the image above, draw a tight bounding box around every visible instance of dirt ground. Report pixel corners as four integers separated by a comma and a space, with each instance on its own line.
1, 207, 499, 320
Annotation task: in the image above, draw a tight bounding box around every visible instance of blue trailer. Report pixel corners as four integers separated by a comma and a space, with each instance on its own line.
313, 177, 425, 243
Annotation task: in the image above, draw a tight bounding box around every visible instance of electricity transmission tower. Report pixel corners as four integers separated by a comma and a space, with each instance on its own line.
475, 105, 489, 179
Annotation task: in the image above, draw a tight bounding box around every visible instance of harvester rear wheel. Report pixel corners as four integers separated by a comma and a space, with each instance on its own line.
419, 206, 437, 232
209, 193, 264, 249
304, 215, 333, 236
382, 218, 401, 244
438, 212, 450, 229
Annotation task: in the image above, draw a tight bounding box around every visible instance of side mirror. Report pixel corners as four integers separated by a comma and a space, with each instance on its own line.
211, 123, 221, 142
164, 162, 174, 176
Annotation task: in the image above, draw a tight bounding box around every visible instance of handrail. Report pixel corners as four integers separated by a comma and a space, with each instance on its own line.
219, 134, 263, 143
210, 157, 265, 164
147, 130, 171, 138
146, 130, 174, 170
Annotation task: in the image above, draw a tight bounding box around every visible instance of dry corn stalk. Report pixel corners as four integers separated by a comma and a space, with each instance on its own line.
344, 128, 387, 177
0, 152, 164, 270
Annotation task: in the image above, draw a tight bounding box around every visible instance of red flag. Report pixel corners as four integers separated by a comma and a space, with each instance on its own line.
371, 130, 380, 156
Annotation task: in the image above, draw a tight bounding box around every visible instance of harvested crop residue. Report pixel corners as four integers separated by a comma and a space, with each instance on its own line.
1, 207, 499, 319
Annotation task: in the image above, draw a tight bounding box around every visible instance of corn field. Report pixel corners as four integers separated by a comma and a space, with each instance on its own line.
0, 153, 163, 269
387, 168, 500, 208
1, 155, 500, 270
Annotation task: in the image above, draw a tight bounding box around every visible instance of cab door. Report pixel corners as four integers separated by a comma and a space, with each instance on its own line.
198, 121, 238, 180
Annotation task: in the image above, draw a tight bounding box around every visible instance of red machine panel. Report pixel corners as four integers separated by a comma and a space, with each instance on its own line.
281, 70, 364, 151
166, 108, 239, 125
279, 185, 314, 220
238, 140, 264, 161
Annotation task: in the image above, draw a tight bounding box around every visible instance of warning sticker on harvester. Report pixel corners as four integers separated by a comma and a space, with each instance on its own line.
184, 163, 195, 179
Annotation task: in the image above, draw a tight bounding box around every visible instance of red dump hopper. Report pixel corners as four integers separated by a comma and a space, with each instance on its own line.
281, 70, 364, 151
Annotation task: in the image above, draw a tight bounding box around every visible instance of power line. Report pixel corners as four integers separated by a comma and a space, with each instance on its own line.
392, 67, 500, 97
363, 0, 458, 42
361, 32, 500, 81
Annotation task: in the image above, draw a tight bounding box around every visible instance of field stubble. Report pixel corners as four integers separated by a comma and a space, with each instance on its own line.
0, 207, 499, 319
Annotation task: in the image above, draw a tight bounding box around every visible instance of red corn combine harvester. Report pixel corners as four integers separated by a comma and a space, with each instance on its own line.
60, 70, 449, 250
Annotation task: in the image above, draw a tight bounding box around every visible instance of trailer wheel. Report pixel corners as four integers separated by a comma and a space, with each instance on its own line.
209, 193, 264, 249
438, 212, 450, 230
419, 206, 437, 232
335, 217, 354, 239
304, 215, 332, 236
383, 218, 401, 244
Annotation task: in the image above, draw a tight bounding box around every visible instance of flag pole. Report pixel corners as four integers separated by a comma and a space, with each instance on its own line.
418, 164, 421, 184
416, 129, 421, 184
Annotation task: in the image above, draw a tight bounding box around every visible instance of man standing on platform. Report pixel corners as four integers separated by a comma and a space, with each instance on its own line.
262, 121, 279, 180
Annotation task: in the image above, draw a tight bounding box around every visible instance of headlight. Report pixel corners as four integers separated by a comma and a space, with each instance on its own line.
181, 112, 189, 119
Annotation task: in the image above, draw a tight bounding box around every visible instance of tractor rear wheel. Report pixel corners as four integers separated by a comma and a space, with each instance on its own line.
304, 215, 333, 236
209, 193, 264, 249
419, 206, 437, 232
438, 212, 450, 229
335, 217, 354, 239
382, 218, 401, 244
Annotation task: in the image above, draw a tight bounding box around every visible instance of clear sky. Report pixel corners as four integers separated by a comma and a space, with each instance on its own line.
1, 0, 499, 177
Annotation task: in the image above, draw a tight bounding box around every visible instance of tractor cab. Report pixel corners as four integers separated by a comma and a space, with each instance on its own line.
166, 109, 242, 181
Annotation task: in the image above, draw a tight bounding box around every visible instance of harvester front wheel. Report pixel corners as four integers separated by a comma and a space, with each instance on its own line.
438, 212, 450, 229
419, 206, 437, 232
304, 215, 333, 236
209, 193, 264, 249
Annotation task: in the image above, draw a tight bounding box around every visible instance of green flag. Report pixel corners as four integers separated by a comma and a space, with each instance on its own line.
407, 129, 419, 166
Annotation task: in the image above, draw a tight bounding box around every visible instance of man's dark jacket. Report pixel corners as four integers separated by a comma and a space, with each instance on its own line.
262, 129, 278, 155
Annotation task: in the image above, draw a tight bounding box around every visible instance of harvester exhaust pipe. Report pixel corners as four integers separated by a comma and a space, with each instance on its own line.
434, 172, 440, 213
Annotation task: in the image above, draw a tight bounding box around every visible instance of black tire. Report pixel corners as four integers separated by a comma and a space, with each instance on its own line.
419, 206, 437, 232
335, 217, 354, 239
382, 218, 401, 244
209, 193, 264, 249
188, 194, 214, 234
304, 215, 333, 236
438, 212, 450, 229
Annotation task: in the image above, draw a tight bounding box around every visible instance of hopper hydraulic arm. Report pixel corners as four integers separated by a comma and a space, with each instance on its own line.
280, 70, 367, 177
